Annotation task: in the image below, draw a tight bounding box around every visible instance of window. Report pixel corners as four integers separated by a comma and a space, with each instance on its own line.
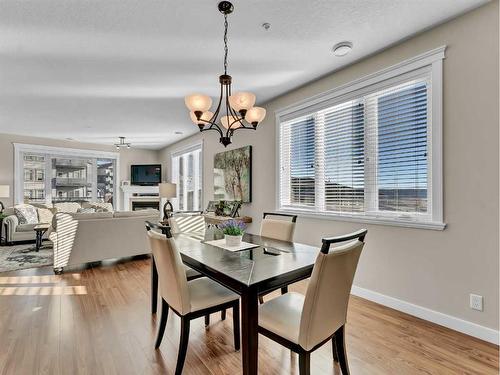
277, 47, 445, 229
171, 143, 203, 211
15, 145, 119, 207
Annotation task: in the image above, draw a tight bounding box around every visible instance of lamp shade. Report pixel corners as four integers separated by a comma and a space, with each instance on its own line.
245, 107, 266, 124
159, 182, 177, 199
221, 115, 242, 129
229, 92, 256, 112
189, 111, 214, 125
184, 94, 212, 112
0, 185, 10, 198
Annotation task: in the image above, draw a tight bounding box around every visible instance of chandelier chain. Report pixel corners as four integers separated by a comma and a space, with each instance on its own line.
223, 13, 228, 75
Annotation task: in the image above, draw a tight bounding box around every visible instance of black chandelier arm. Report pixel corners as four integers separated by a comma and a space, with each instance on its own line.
209, 81, 224, 124
201, 125, 224, 138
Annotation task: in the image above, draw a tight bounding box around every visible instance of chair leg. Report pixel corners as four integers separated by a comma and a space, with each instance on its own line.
232, 301, 240, 351
204, 314, 210, 327
335, 325, 350, 375
175, 317, 190, 375
258, 295, 264, 304
221, 309, 226, 320
298, 352, 310, 375
154, 299, 169, 349
331, 335, 339, 362
281, 285, 288, 295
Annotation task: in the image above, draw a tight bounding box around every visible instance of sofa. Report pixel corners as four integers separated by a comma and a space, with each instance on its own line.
2, 201, 114, 244
50, 208, 160, 272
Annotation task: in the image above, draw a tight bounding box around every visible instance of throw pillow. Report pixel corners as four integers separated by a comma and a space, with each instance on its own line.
14, 204, 39, 224
90, 202, 114, 212
37, 207, 54, 224
77, 207, 96, 214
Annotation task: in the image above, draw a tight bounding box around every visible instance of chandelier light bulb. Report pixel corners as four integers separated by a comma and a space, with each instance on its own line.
245, 107, 266, 125
229, 92, 256, 112
221, 115, 242, 129
184, 94, 213, 113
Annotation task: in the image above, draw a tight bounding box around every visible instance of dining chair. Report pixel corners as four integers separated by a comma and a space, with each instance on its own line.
258, 229, 367, 375
259, 212, 297, 303
146, 221, 202, 282
168, 210, 205, 235
167, 212, 205, 281
146, 228, 240, 375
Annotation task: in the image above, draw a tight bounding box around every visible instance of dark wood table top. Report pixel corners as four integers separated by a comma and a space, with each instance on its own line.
173, 232, 319, 293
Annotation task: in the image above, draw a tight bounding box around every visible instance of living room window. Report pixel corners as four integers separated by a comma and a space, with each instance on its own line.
14, 144, 119, 207
171, 142, 203, 211
277, 47, 445, 229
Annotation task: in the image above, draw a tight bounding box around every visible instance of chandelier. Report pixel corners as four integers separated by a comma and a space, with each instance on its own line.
184, 1, 266, 147
114, 136, 131, 149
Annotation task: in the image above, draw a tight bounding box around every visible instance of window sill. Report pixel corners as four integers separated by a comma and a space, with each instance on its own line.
276, 209, 446, 231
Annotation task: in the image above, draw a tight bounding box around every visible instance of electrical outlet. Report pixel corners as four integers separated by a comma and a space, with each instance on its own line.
470, 294, 483, 311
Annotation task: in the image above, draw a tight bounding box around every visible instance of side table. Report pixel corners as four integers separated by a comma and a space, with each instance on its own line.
34, 223, 50, 252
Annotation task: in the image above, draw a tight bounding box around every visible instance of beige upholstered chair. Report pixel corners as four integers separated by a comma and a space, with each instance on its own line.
168, 210, 205, 235
258, 229, 367, 375
260, 212, 297, 242
168, 211, 205, 280
259, 212, 297, 303
146, 228, 240, 375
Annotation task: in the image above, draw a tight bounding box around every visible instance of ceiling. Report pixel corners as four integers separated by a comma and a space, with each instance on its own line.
0, 0, 488, 149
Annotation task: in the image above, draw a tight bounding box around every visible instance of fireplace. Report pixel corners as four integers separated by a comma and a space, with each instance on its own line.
132, 201, 159, 211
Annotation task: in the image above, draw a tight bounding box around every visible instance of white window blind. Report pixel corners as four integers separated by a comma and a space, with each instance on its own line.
278, 67, 442, 228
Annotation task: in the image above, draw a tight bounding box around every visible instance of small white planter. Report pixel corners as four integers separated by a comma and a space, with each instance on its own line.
225, 234, 243, 247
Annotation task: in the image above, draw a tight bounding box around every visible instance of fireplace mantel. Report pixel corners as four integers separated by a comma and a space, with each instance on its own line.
121, 185, 159, 211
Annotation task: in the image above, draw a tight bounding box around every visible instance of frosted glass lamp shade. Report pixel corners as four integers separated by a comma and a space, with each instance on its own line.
245, 107, 266, 124
0, 185, 9, 198
159, 182, 177, 199
229, 92, 256, 112
184, 94, 212, 112
190, 111, 214, 124
221, 115, 242, 129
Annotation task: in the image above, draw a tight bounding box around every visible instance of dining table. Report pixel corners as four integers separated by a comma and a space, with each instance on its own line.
150, 229, 319, 375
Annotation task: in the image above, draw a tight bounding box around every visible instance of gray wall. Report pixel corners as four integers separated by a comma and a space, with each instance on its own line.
0, 133, 159, 209
158, 2, 499, 331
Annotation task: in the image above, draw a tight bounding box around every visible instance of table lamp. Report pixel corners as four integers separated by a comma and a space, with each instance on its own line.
159, 182, 177, 220
0, 185, 10, 213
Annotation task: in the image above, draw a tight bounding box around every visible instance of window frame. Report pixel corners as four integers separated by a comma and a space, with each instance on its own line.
170, 140, 204, 212
275, 46, 446, 230
14, 143, 120, 208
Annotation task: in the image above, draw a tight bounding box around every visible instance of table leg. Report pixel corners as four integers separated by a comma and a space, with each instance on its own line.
151, 256, 158, 314
241, 287, 259, 375
35, 231, 41, 252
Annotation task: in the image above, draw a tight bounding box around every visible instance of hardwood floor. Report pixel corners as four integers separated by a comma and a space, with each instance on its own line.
0, 258, 497, 375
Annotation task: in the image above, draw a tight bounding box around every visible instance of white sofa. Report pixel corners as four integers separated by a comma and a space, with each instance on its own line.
2, 201, 114, 244
50, 209, 160, 273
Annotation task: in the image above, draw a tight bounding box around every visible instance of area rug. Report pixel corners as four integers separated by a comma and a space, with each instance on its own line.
0, 243, 53, 273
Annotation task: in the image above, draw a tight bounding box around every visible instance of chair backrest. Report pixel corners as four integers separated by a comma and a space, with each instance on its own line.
146, 229, 191, 315
298, 230, 367, 351
169, 211, 205, 234
259, 212, 297, 242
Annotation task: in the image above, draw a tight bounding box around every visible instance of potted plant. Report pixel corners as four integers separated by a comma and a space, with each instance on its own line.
219, 219, 246, 247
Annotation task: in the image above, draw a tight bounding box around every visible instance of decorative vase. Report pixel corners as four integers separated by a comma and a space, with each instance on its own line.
225, 234, 242, 247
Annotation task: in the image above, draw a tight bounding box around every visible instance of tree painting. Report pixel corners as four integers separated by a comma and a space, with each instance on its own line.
213, 146, 252, 202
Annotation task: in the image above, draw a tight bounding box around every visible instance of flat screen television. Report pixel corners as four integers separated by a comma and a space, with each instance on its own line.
131, 164, 161, 186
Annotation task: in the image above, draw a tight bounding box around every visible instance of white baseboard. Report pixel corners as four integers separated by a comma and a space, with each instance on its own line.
351, 286, 499, 345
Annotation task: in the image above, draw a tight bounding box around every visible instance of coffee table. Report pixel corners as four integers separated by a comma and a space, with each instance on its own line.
34, 223, 50, 252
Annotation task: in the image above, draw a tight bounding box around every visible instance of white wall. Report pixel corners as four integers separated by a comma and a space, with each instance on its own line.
0, 133, 159, 209
158, 2, 499, 337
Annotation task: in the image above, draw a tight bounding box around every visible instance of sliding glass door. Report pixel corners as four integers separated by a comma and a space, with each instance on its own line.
171, 143, 203, 211
16, 145, 118, 207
